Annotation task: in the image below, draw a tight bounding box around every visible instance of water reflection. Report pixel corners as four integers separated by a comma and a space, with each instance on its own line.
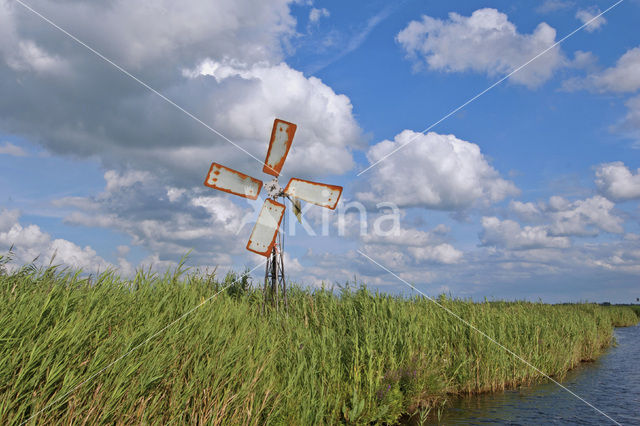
426, 325, 640, 425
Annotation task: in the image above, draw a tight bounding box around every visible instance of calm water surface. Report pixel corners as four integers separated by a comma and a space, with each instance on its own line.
427, 325, 640, 425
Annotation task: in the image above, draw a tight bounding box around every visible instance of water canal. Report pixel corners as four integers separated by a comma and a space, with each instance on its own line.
426, 325, 640, 425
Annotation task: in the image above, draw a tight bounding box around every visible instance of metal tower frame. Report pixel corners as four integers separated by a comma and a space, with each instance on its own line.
263, 229, 287, 311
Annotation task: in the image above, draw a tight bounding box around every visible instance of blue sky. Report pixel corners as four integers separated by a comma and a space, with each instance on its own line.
1, 0, 640, 302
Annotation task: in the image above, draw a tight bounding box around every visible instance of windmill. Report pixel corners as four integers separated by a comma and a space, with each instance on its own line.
204, 118, 343, 308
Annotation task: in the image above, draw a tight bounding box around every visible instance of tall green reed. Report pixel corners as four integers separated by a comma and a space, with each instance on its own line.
0, 264, 637, 424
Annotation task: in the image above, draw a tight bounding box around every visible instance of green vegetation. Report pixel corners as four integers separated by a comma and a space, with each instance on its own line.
626, 304, 640, 318
0, 260, 637, 425
602, 304, 640, 326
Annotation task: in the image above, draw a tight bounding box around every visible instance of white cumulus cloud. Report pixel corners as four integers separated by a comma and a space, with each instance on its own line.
396, 8, 566, 88
480, 217, 570, 250
356, 130, 518, 210
546, 195, 623, 236
509, 194, 624, 236
509, 200, 543, 222
360, 224, 463, 265
408, 243, 462, 264
566, 47, 640, 93
575, 7, 607, 33
562, 46, 640, 142
595, 161, 640, 201
0, 209, 117, 273
184, 60, 363, 178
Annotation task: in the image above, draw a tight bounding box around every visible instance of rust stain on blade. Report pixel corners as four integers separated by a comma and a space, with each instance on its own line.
284, 178, 342, 210
204, 163, 263, 200
263, 118, 296, 177
246, 198, 286, 256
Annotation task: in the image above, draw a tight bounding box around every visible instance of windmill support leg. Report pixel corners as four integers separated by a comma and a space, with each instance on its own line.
263, 242, 287, 311
278, 247, 287, 309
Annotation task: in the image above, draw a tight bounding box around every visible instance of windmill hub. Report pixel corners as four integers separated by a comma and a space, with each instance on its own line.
265, 177, 284, 199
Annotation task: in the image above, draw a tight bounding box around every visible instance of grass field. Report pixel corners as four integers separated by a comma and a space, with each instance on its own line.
1, 259, 638, 425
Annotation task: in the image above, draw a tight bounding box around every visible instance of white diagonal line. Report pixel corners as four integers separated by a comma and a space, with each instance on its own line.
357, 0, 625, 176
357, 250, 621, 425
21, 260, 266, 425
12, 0, 279, 175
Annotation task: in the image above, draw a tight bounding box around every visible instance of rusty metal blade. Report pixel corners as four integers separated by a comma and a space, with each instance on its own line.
204, 163, 262, 200
284, 178, 342, 210
246, 199, 286, 256
263, 118, 296, 177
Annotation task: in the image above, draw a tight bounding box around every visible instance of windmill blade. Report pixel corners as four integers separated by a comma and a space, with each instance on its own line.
204, 163, 262, 200
284, 178, 342, 210
247, 199, 286, 256
263, 118, 296, 177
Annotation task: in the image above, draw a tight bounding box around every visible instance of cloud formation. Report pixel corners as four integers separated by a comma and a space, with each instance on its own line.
565, 47, 640, 93
575, 7, 607, 32
1, 0, 296, 70
183, 60, 363, 178
562, 46, 640, 141
407, 244, 463, 264
545, 195, 623, 236
309, 7, 329, 23
396, 8, 566, 88
620, 95, 640, 141
0, 142, 27, 157
595, 162, 640, 201
509, 195, 623, 236
55, 170, 255, 268
536, 1, 574, 14
0, 208, 118, 273
0, 0, 361, 190
360, 223, 463, 265
480, 217, 570, 250
356, 130, 518, 210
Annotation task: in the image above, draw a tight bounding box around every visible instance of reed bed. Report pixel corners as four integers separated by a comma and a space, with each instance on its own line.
0, 261, 637, 425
